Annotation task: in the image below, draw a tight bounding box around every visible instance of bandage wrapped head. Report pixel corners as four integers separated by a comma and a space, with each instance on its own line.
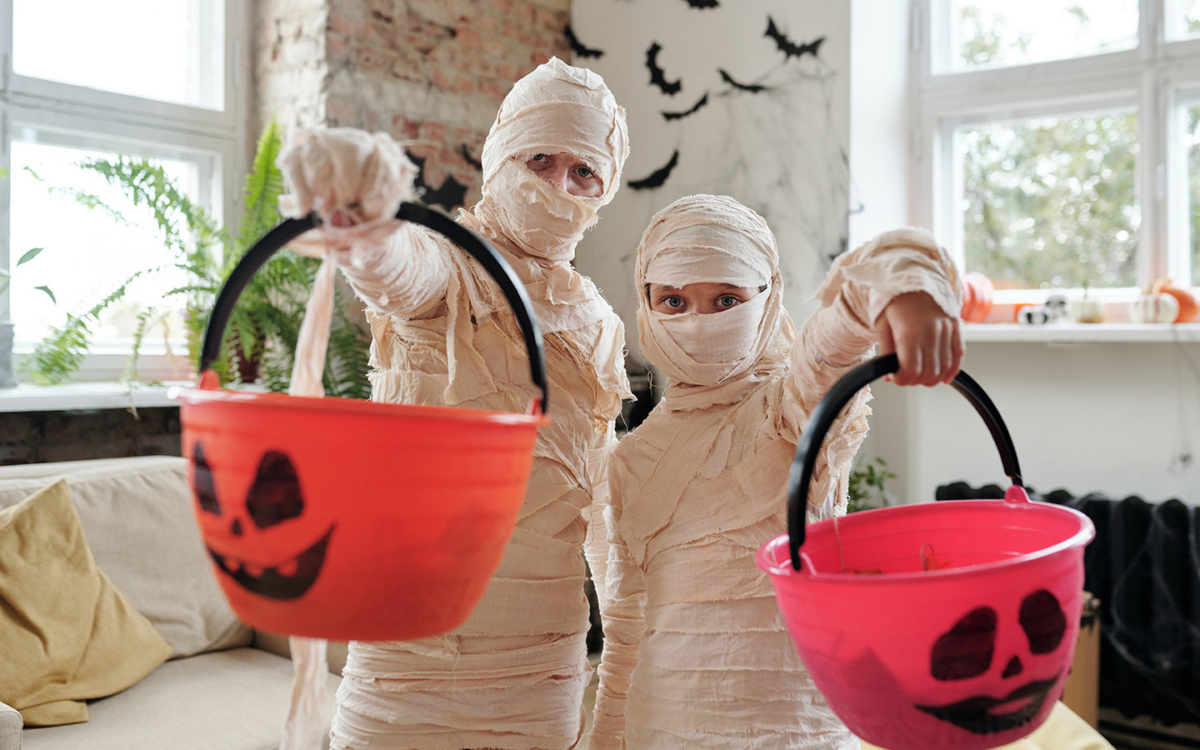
637, 195, 786, 387
478, 57, 629, 260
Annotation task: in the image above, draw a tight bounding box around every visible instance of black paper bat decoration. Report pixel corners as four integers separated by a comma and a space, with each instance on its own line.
662, 93, 708, 121
718, 68, 766, 93
460, 144, 483, 171
765, 17, 825, 59
646, 42, 682, 96
682, 0, 719, 7
564, 25, 604, 59
628, 150, 680, 190
407, 152, 469, 210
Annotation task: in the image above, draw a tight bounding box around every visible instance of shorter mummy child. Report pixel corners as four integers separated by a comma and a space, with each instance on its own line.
590, 194, 962, 750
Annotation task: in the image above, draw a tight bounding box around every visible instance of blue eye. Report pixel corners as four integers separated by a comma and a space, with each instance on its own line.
718, 295, 740, 307
664, 296, 684, 308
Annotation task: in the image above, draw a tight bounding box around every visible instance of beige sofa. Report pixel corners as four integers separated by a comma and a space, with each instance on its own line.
0, 456, 345, 750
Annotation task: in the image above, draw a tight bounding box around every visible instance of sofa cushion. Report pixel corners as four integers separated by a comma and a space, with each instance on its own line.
0, 481, 172, 726
0, 456, 252, 658
19, 648, 341, 750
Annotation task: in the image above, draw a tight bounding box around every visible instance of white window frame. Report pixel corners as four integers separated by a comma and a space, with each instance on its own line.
911, 0, 1200, 304
0, 0, 251, 383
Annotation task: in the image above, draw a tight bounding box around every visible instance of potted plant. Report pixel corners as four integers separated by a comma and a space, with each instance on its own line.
19, 119, 371, 397
846, 456, 897, 513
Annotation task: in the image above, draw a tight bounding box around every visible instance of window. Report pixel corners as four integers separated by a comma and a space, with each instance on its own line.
0, 0, 248, 383
915, 0, 1200, 300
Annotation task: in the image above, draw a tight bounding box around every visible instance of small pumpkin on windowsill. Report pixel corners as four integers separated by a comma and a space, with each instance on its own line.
1128, 291, 1179, 324
1150, 279, 1198, 323
960, 272, 994, 323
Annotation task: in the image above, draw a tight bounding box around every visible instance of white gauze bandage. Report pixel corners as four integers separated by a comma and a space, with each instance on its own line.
637, 195, 785, 387
474, 57, 629, 261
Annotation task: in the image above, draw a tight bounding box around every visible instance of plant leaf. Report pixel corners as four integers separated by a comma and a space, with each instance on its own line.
34, 286, 56, 305
22, 270, 146, 384
235, 117, 285, 267
17, 247, 44, 266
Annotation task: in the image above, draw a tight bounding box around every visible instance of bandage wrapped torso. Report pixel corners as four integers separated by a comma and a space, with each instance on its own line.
335, 284, 626, 750
590, 197, 961, 750
278, 58, 632, 750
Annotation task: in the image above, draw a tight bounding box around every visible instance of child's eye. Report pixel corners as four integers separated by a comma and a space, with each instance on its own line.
717, 295, 741, 308
663, 296, 684, 308
531, 153, 548, 162
574, 166, 594, 179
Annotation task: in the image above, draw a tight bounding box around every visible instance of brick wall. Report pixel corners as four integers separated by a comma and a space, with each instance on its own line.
0, 408, 181, 466
257, 0, 571, 210
256, 0, 330, 135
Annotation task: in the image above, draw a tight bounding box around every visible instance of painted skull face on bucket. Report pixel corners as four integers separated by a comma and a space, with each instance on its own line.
192, 443, 334, 600
916, 589, 1068, 735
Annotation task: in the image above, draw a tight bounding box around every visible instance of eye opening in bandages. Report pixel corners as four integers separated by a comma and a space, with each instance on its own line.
515, 150, 598, 171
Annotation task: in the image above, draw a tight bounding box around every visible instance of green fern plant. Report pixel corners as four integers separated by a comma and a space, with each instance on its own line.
21, 118, 372, 398
846, 456, 897, 514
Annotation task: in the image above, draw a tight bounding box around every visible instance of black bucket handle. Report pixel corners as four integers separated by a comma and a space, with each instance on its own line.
787, 353, 1022, 570
198, 203, 549, 412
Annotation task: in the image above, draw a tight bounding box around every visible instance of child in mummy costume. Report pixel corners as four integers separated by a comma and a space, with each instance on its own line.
591, 194, 959, 750
589, 195, 1114, 750
276, 58, 631, 750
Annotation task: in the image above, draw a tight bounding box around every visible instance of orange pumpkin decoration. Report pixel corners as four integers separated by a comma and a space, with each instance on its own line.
960, 272, 994, 323
1151, 279, 1198, 323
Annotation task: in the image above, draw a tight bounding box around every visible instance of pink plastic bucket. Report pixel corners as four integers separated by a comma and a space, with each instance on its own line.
757, 354, 1094, 750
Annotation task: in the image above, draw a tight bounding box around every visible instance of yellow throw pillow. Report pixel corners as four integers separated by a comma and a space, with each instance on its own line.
0, 480, 172, 726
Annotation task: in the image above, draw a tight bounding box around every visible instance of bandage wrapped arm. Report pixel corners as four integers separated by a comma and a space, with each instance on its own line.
584, 424, 619, 604
277, 128, 451, 318
589, 460, 647, 750
779, 228, 961, 518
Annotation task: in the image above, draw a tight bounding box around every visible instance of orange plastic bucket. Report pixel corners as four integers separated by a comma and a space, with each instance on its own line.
757, 354, 1094, 750
176, 204, 549, 641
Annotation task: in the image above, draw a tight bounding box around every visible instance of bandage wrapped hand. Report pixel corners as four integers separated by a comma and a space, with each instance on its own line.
276, 128, 419, 262
276, 128, 451, 318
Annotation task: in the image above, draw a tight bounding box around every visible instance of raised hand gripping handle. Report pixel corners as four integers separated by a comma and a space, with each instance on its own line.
198, 203, 550, 412
786, 353, 1021, 570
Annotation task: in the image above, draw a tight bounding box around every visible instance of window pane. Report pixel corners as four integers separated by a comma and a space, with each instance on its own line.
1187, 106, 1200, 286
13, 0, 223, 109
1167, 0, 1200, 40
9, 138, 211, 354
958, 112, 1140, 289
946, 1, 1138, 72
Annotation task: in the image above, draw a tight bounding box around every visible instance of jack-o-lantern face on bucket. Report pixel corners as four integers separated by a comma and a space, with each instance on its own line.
915, 589, 1068, 735
192, 442, 334, 601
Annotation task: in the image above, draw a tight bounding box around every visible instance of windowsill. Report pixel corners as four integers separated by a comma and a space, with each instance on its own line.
963, 323, 1200, 343
0, 380, 194, 413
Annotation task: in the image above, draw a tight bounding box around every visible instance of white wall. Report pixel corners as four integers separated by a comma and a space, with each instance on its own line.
571, 1, 852, 362
848, 0, 913, 249
869, 341, 1200, 505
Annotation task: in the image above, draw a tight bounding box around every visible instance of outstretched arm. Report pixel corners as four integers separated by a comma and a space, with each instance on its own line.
277, 128, 451, 319
778, 228, 963, 518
